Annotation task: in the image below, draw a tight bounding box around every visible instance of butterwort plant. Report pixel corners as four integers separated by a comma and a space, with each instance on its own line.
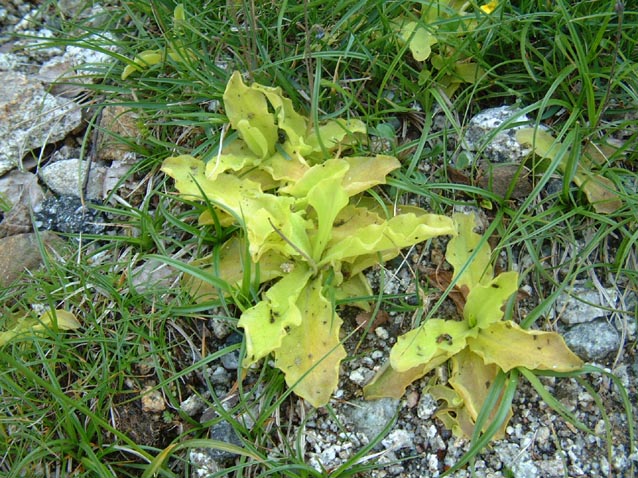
365, 213, 583, 437
161, 72, 456, 406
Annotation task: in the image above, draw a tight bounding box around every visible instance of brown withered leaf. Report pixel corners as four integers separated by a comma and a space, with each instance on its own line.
355, 309, 390, 332
446, 164, 533, 200
477, 163, 533, 199
421, 267, 467, 315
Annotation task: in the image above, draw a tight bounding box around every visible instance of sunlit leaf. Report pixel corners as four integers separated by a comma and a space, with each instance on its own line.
342, 155, 401, 196
305, 167, 349, 261
238, 265, 312, 366
281, 158, 349, 199
224, 72, 278, 158
251, 82, 308, 147
322, 213, 456, 266
390, 318, 474, 372
240, 193, 312, 263
161, 155, 262, 216
463, 271, 518, 328
205, 139, 258, 181
121, 50, 164, 79
446, 213, 493, 290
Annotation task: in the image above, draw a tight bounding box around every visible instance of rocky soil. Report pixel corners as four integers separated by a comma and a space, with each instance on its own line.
1, 2, 636, 477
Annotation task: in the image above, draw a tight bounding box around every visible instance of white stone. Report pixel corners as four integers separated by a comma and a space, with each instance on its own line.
140, 386, 165, 413
381, 429, 415, 451
0, 71, 82, 176
554, 283, 619, 325
464, 105, 548, 164
39, 158, 106, 199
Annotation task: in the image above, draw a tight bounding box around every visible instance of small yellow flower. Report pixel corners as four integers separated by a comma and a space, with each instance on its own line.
480, 0, 499, 14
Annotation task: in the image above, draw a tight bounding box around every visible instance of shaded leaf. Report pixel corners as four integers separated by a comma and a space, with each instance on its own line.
467, 321, 584, 372
0, 309, 80, 346
516, 128, 622, 213
448, 348, 510, 438
572, 167, 622, 214
363, 362, 430, 400
275, 277, 346, 407
183, 236, 288, 302
305, 119, 367, 156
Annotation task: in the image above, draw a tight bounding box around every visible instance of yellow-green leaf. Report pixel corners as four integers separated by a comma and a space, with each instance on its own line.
184, 237, 289, 302
241, 194, 312, 263
223, 72, 277, 158
305, 166, 349, 261
363, 362, 430, 400
305, 119, 367, 156
446, 213, 493, 290
0, 309, 80, 346
322, 213, 455, 267
121, 50, 163, 80
467, 321, 584, 372
161, 154, 262, 216
205, 139, 258, 181
516, 128, 623, 213
447, 348, 509, 437
463, 270, 519, 328
390, 319, 473, 372
238, 265, 312, 366
251, 82, 308, 147
399, 21, 438, 62
572, 167, 622, 214
275, 277, 346, 407
342, 155, 401, 196
281, 158, 349, 199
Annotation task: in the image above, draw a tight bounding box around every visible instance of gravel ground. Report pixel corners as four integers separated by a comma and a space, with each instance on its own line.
1, 2, 637, 477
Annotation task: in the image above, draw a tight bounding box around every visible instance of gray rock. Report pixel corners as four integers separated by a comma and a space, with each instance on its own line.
348, 366, 374, 386
0, 170, 44, 208
0, 71, 82, 176
39, 158, 106, 199
180, 394, 207, 417
343, 398, 399, 441
37, 35, 116, 97
554, 283, 618, 325
464, 105, 540, 163
381, 429, 415, 451
189, 449, 222, 478
192, 419, 244, 461
563, 319, 620, 361
416, 393, 437, 420
494, 442, 539, 478
0, 232, 65, 287
34, 195, 106, 234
